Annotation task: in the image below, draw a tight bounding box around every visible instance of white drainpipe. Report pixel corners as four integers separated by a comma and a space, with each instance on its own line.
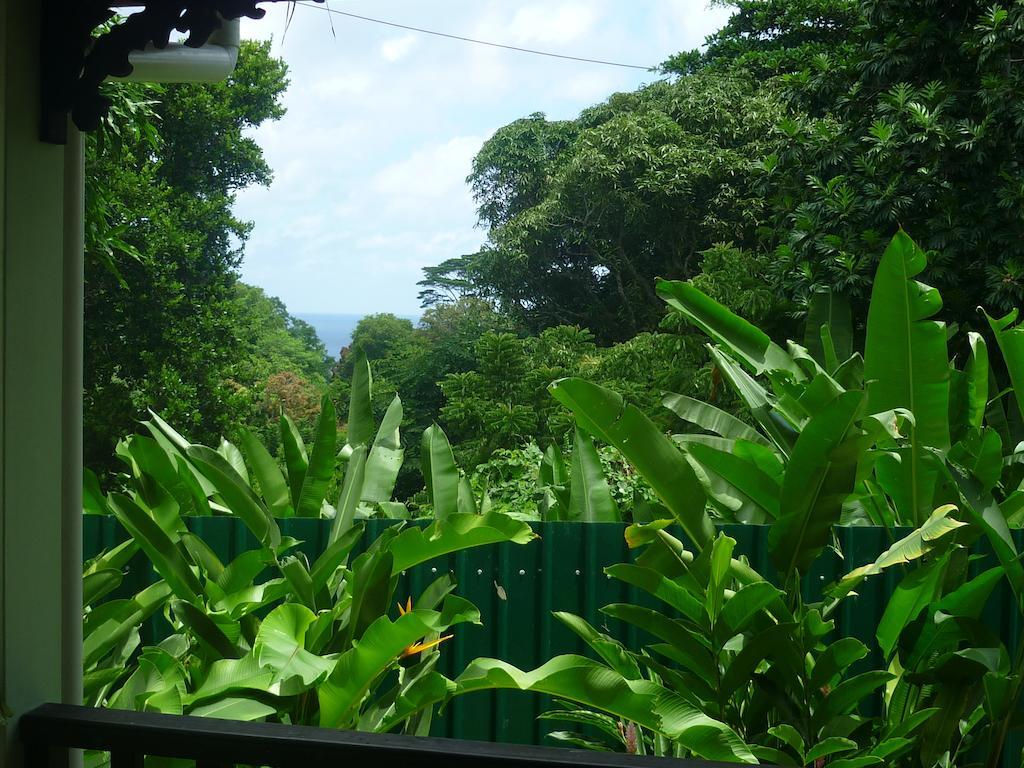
112, 16, 241, 83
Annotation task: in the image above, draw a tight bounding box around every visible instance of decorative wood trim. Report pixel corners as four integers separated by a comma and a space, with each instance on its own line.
40, 0, 321, 143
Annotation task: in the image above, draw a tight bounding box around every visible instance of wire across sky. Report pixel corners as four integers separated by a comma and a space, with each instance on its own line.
292, 2, 659, 71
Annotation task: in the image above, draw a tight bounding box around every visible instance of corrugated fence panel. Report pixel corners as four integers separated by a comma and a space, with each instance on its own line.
83, 516, 1024, 760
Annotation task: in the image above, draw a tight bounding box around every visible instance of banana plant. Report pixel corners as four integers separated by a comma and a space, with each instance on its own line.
109, 350, 412, 522
535, 429, 621, 522
651, 230, 1024, 532
84, 383, 538, 738
496, 232, 1024, 764
446, 525, 918, 765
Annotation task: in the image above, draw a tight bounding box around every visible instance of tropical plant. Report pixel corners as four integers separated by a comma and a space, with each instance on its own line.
437, 231, 1024, 766
83, 351, 542, 761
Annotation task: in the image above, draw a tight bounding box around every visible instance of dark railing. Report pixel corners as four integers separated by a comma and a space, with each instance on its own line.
20, 704, 751, 768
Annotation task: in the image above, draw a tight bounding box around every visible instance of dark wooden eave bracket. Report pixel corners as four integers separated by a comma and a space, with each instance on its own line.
40, 0, 322, 144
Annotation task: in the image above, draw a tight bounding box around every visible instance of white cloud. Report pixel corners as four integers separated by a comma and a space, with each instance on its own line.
381, 33, 417, 62
372, 136, 483, 200
508, 3, 599, 45
309, 72, 372, 98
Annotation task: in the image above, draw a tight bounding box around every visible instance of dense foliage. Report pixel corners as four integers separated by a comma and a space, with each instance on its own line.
449, 232, 1024, 765
84, 385, 534, 755
81, 2, 1024, 762
84, 42, 327, 476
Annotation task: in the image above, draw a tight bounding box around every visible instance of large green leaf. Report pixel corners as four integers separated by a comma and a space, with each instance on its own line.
876, 554, 950, 658
347, 348, 374, 448
188, 697, 276, 721
388, 512, 536, 573
864, 231, 950, 447
604, 564, 703, 623
805, 289, 853, 369
568, 428, 619, 522
769, 390, 865, 577
311, 523, 364, 592
657, 279, 800, 379
187, 445, 280, 548
551, 378, 713, 548
554, 612, 641, 679
108, 494, 202, 602
280, 411, 308, 511
319, 608, 470, 729
421, 424, 459, 520
238, 428, 293, 518
986, 308, 1024, 424
685, 442, 781, 521
663, 393, 768, 445
831, 504, 965, 599
346, 548, 395, 645
119, 435, 210, 517
707, 347, 798, 456
83, 569, 123, 607
171, 599, 241, 659
453, 656, 756, 763
864, 231, 950, 524
363, 395, 404, 503
332, 445, 367, 544
963, 332, 989, 432
296, 395, 337, 518
83, 581, 172, 668
600, 604, 715, 683
185, 652, 275, 706
254, 604, 336, 688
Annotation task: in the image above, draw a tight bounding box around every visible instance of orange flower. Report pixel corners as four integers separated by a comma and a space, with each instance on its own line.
396, 597, 453, 659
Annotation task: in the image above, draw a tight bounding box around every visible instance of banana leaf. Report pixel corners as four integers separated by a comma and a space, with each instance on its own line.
346, 348, 374, 448
362, 395, 404, 503
663, 392, 768, 445
453, 655, 757, 763
387, 512, 536, 573
568, 428, 619, 522
295, 395, 337, 518
319, 605, 476, 729
805, 289, 853, 369
551, 378, 713, 548
107, 493, 202, 602
279, 412, 308, 510
238, 427, 293, 518
254, 604, 336, 688
421, 424, 459, 520
769, 390, 865, 578
864, 231, 950, 524
657, 278, 800, 379
187, 445, 281, 548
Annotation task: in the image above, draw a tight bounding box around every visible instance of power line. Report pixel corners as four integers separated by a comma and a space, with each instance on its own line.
292, 2, 657, 71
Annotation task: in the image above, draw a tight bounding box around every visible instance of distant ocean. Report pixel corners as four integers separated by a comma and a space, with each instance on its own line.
297, 313, 420, 360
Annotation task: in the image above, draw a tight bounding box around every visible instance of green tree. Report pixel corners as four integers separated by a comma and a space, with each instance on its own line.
663, 0, 859, 80
757, 0, 1024, 320
84, 41, 296, 473
422, 74, 790, 342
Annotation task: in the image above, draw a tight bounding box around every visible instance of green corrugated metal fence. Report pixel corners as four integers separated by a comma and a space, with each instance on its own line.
84, 517, 1024, 756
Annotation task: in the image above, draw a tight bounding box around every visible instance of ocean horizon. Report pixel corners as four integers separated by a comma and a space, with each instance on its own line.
297, 312, 420, 359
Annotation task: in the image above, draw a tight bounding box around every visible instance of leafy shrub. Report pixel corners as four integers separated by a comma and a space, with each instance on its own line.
444, 232, 1024, 766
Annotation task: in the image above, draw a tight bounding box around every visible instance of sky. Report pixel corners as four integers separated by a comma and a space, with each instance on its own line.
236, 1, 733, 316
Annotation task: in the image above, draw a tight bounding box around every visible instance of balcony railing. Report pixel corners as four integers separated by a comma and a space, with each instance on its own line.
20, 704, 750, 768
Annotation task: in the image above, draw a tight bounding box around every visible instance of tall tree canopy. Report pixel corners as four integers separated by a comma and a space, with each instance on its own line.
84, 41, 325, 472
422, 0, 1024, 339
762, 0, 1024, 319
422, 75, 790, 342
